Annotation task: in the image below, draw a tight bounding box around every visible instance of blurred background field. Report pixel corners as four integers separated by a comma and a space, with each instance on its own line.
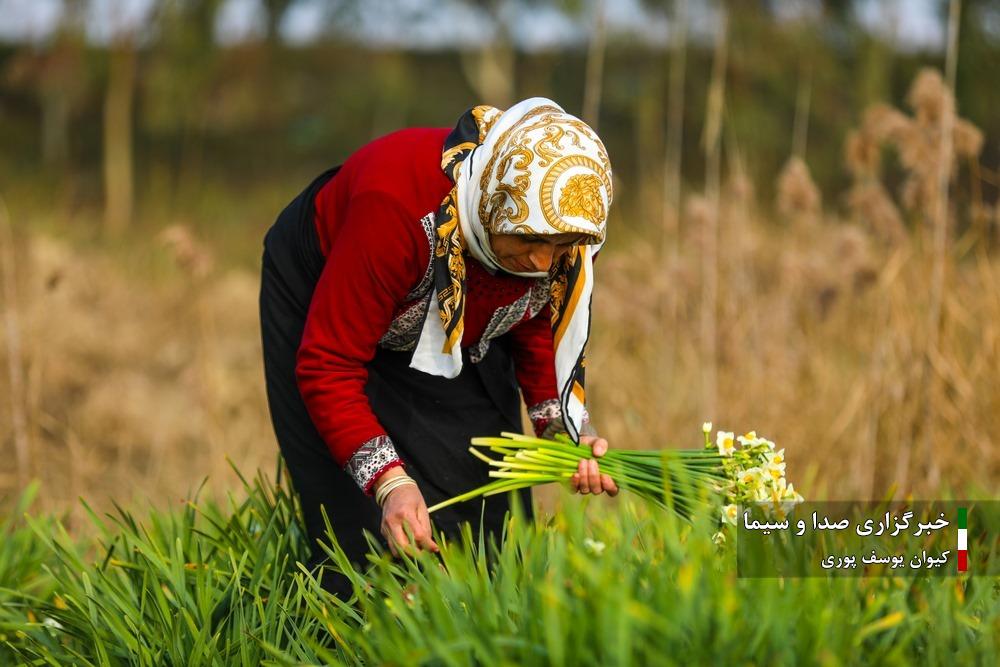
0, 0, 998, 522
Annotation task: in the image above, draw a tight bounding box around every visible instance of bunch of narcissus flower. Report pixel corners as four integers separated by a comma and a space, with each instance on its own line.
706, 422, 804, 529
427, 424, 803, 527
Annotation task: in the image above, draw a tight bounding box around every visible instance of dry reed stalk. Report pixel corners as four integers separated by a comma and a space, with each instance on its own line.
846, 181, 907, 247
864, 246, 912, 499
844, 104, 909, 246
968, 158, 988, 245
582, 0, 607, 131
158, 225, 225, 459
662, 0, 687, 261
195, 296, 228, 457
102, 35, 136, 235
699, 6, 727, 420
158, 225, 214, 278
724, 153, 757, 370
721, 148, 764, 394
25, 349, 43, 474
0, 195, 31, 488
656, 0, 688, 413
862, 326, 888, 499
776, 156, 821, 227
917, 0, 962, 491
35, 409, 86, 529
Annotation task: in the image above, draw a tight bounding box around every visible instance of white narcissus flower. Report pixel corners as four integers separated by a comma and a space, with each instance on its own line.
716, 431, 736, 456
737, 466, 764, 487
736, 431, 759, 447
764, 448, 786, 480
765, 448, 785, 466
712, 479, 736, 494
583, 537, 606, 556
767, 477, 788, 504
753, 485, 770, 502
721, 504, 738, 525
783, 482, 804, 503
702, 421, 713, 434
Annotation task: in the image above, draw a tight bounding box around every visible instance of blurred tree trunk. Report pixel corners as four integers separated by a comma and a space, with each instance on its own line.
371, 51, 414, 137
634, 75, 662, 227
103, 37, 136, 235
700, 6, 728, 421
582, 0, 607, 129
460, 45, 515, 108
0, 197, 30, 487
662, 0, 687, 259
145, 0, 223, 213
41, 86, 70, 167
657, 0, 688, 415
263, 0, 294, 44
42, 0, 88, 169
792, 64, 811, 159
459, 0, 514, 108
857, 1, 895, 106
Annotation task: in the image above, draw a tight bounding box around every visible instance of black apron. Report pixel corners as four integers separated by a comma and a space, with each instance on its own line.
259, 168, 532, 598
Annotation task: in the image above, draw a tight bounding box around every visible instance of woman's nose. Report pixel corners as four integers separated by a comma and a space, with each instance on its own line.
529, 244, 555, 271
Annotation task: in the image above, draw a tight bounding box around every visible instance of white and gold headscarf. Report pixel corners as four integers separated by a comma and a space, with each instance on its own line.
410, 97, 613, 442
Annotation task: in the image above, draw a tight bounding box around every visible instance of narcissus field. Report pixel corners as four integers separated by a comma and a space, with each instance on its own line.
1, 471, 996, 666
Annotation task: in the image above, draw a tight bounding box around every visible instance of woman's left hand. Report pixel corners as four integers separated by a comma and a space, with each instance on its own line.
571, 435, 619, 496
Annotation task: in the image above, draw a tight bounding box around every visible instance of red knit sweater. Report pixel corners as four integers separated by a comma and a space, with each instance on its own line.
295, 127, 560, 486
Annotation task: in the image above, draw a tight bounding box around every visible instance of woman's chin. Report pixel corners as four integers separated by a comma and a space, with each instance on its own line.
503, 266, 549, 279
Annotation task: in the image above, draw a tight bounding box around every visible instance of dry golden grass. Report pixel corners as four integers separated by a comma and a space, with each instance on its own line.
0, 226, 277, 522
590, 72, 997, 500
591, 209, 999, 501
1, 68, 996, 516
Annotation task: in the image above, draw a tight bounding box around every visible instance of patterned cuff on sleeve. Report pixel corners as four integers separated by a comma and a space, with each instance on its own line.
529, 399, 595, 439
345, 435, 404, 496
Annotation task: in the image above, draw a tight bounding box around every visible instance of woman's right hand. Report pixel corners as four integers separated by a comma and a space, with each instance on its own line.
375, 472, 440, 557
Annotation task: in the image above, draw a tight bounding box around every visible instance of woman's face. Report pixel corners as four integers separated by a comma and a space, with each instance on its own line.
489, 232, 588, 274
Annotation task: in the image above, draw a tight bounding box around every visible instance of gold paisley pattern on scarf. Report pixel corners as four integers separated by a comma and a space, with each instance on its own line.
476, 107, 610, 237
476, 105, 562, 227
433, 199, 466, 350
489, 142, 534, 231
471, 105, 502, 141
549, 271, 568, 323
535, 124, 581, 167
442, 142, 477, 172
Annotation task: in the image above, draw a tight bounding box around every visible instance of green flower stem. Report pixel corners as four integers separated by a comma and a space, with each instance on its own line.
429, 433, 750, 519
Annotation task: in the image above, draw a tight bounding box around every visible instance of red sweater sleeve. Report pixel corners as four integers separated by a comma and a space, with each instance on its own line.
295, 191, 428, 493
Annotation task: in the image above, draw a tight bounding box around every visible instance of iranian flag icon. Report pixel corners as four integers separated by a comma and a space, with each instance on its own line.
957, 507, 968, 573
